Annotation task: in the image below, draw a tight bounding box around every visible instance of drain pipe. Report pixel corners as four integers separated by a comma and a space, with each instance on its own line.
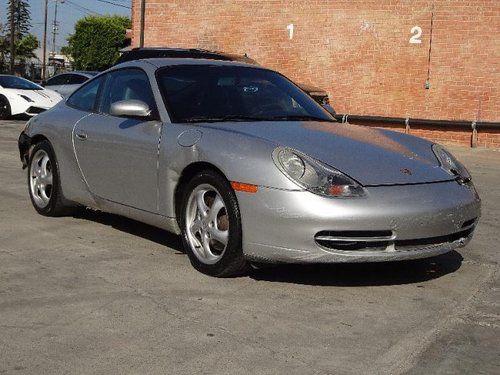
139, 0, 146, 47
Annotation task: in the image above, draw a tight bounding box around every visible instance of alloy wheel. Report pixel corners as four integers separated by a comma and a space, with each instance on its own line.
185, 183, 229, 264
29, 149, 53, 208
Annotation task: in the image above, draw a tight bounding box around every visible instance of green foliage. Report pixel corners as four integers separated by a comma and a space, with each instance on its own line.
7, 0, 31, 39
0, 20, 38, 71
15, 34, 38, 61
66, 15, 131, 71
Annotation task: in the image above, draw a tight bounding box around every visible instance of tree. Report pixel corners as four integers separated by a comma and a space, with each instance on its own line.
7, 0, 31, 40
2, 0, 37, 73
15, 34, 38, 62
66, 15, 131, 71
0, 23, 8, 72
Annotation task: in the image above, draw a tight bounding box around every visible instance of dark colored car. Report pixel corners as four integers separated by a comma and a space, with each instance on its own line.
116, 48, 335, 114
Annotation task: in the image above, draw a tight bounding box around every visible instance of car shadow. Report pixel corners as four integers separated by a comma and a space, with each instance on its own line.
72, 209, 463, 286
73, 209, 185, 253
12, 114, 31, 121
249, 251, 463, 286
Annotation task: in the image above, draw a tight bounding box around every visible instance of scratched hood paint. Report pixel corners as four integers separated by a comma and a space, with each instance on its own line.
199, 121, 455, 186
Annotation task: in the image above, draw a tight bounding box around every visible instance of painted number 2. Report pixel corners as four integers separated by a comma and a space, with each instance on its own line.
287, 24, 294, 40
409, 26, 422, 44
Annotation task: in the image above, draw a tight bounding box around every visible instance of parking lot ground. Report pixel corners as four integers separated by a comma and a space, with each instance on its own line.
0, 119, 499, 375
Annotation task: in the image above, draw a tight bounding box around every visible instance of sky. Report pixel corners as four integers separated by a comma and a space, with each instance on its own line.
0, 0, 132, 52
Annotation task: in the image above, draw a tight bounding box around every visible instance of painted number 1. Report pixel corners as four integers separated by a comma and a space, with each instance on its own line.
287, 24, 294, 40
409, 26, 422, 44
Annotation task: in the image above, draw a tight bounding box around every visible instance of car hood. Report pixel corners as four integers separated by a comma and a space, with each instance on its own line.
200, 121, 455, 186
2, 88, 62, 107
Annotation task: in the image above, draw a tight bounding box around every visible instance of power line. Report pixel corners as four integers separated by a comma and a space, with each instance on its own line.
64, 0, 103, 16
91, 0, 131, 9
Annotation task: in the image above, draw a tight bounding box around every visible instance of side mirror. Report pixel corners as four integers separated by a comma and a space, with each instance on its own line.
109, 99, 152, 118
322, 104, 336, 116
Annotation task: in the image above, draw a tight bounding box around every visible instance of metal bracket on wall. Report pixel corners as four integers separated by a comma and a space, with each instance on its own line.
471, 121, 478, 148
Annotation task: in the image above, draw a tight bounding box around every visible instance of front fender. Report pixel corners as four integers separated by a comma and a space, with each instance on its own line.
158, 123, 301, 217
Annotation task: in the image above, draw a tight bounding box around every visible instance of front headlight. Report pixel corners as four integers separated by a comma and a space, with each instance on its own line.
272, 147, 366, 198
432, 144, 471, 182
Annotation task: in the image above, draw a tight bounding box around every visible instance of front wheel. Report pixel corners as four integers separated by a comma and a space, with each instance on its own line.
28, 140, 71, 216
180, 170, 249, 277
0, 95, 11, 119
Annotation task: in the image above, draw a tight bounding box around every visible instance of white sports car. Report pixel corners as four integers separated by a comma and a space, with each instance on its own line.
0, 75, 63, 119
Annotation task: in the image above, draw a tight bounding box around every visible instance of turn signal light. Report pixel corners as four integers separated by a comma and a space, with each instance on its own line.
231, 181, 258, 193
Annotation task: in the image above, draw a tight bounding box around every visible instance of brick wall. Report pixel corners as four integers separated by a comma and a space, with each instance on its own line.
130, 0, 500, 147
348, 120, 500, 149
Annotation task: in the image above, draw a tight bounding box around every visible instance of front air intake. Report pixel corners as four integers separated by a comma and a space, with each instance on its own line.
314, 230, 394, 251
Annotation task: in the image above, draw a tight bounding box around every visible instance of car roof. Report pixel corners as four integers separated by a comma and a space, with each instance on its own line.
116, 47, 258, 66
51, 71, 97, 77
114, 57, 262, 70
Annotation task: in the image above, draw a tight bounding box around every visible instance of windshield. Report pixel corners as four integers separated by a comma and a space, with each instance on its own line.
0, 76, 42, 90
156, 65, 334, 123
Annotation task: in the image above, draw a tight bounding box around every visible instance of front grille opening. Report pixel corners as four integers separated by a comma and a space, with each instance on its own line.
26, 107, 46, 114
396, 228, 473, 247
461, 218, 477, 228
315, 228, 474, 252
315, 230, 393, 251
316, 230, 393, 238
316, 240, 389, 251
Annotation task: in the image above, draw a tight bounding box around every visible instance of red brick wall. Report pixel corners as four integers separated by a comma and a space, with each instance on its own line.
131, 0, 499, 125
348, 120, 500, 149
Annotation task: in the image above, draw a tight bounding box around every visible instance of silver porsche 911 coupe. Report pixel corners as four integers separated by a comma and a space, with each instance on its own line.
18, 58, 481, 276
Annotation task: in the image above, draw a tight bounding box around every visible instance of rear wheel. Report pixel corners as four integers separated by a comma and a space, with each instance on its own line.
28, 140, 71, 216
0, 95, 11, 119
180, 170, 249, 277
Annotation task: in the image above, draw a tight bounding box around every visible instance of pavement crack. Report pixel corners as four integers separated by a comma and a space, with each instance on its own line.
374, 265, 498, 375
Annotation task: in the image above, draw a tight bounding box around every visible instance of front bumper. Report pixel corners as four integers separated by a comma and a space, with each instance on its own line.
24, 106, 47, 116
18, 131, 32, 169
236, 180, 481, 264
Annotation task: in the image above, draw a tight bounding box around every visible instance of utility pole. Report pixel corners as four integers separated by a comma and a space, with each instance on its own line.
9, 0, 16, 74
42, 0, 49, 80
51, 0, 64, 57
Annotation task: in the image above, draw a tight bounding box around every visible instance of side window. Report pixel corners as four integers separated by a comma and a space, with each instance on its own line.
67, 76, 103, 112
68, 74, 88, 85
46, 74, 66, 86
99, 68, 156, 115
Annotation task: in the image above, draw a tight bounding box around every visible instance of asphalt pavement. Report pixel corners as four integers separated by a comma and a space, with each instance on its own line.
0, 119, 498, 374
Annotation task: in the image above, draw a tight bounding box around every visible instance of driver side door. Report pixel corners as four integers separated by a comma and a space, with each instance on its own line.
72, 68, 162, 213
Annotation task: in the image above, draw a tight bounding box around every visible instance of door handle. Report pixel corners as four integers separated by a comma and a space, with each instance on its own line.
76, 132, 88, 140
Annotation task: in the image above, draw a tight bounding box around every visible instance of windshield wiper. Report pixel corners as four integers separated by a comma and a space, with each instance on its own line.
184, 115, 267, 123
264, 115, 335, 122
184, 114, 336, 123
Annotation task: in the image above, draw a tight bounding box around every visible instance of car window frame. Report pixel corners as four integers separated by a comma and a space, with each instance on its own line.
46, 74, 68, 86
66, 74, 105, 113
67, 73, 88, 85
96, 66, 159, 121
154, 64, 333, 123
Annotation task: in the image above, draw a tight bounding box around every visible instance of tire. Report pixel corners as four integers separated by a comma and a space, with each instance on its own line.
27, 140, 72, 216
180, 170, 249, 277
0, 95, 11, 119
